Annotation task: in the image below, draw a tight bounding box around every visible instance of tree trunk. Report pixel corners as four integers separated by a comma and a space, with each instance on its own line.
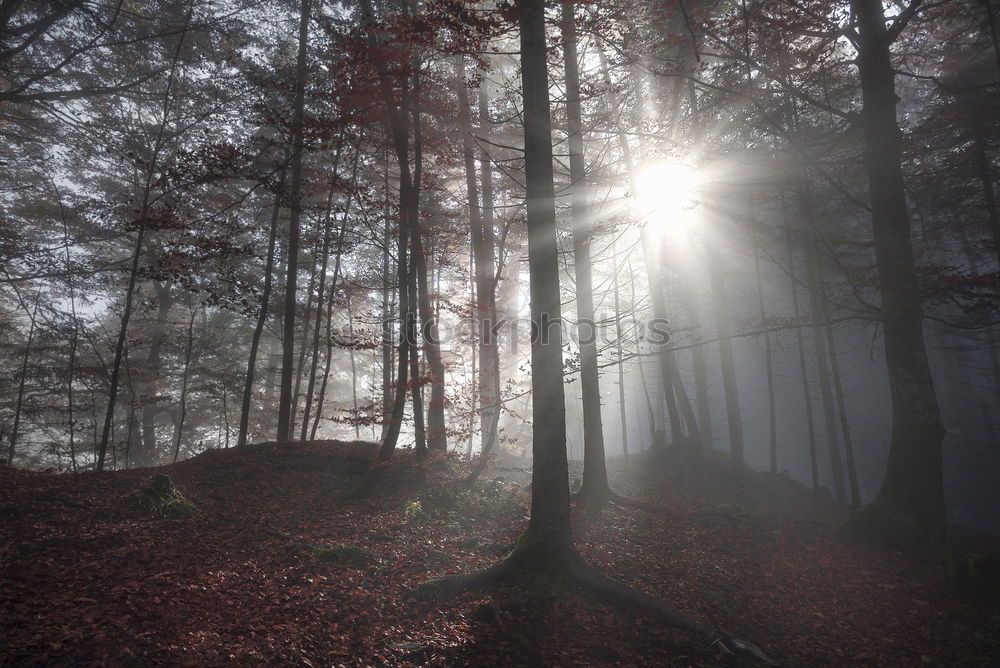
516, 0, 574, 561
8, 295, 39, 466
750, 209, 778, 473
237, 174, 284, 448
784, 203, 820, 490
300, 145, 347, 440
705, 239, 744, 464
846, 0, 946, 559
595, 43, 683, 448
561, 1, 608, 498
802, 218, 846, 502
407, 87, 446, 452
613, 243, 629, 464
173, 304, 195, 463
276, 0, 311, 443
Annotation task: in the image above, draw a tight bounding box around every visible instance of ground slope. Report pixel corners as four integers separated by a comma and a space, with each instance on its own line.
1, 441, 997, 666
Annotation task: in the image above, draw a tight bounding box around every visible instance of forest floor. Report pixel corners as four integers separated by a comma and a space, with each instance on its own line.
1, 440, 999, 667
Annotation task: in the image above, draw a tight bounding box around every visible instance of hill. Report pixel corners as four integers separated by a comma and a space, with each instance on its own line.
1, 441, 998, 666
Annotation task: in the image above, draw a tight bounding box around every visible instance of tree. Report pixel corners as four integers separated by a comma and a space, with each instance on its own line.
841, 0, 947, 560
414, 5, 769, 661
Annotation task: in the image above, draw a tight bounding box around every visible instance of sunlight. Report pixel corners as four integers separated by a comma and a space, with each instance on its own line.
634, 161, 701, 239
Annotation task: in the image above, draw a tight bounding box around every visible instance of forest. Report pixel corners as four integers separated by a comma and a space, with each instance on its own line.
2, 0, 1000, 665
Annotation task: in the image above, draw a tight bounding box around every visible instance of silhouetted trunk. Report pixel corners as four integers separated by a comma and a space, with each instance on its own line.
61, 210, 79, 471
407, 87, 445, 453
300, 145, 347, 440
408, 258, 427, 454
517, 0, 574, 559
380, 156, 394, 439
276, 0, 311, 443
358, 0, 417, 460
173, 305, 195, 463
347, 292, 360, 439
138, 280, 173, 467
704, 239, 744, 464
750, 214, 778, 473
96, 2, 193, 471
562, 1, 608, 498
8, 295, 38, 466
630, 261, 659, 446
596, 43, 683, 447
456, 56, 500, 475
802, 219, 845, 502
291, 238, 320, 433
784, 206, 820, 489
237, 178, 284, 448
479, 79, 503, 461
820, 284, 861, 507
847, 0, 946, 559
613, 244, 629, 464
679, 272, 712, 447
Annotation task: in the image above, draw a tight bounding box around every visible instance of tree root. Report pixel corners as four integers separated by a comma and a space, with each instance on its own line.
571, 486, 666, 514
407, 552, 779, 665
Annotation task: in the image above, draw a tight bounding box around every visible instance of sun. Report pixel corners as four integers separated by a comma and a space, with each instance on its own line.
634, 161, 701, 236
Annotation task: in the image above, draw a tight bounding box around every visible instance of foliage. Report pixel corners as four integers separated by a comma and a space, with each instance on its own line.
124, 474, 197, 518
312, 542, 377, 566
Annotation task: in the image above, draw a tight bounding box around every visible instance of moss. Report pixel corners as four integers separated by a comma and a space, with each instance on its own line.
406, 575, 452, 602
944, 553, 1000, 607
312, 543, 376, 566
839, 500, 946, 563
457, 536, 493, 552
125, 474, 197, 518
505, 526, 576, 582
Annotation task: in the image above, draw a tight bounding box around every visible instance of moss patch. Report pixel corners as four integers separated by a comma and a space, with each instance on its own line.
312, 543, 376, 566
125, 474, 197, 518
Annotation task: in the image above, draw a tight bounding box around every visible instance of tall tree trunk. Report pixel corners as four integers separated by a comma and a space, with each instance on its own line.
595, 43, 683, 447
802, 216, 846, 502
847, 0, 946, 559
408, 256, 427, 454
310, 192, 352, 440
613, 244, 629, 464
704, 239, 744, 464
456, 57, 500, 478
347, 292, 360, 439
380, 155, 394, 439
561, 1, 608, 498
517, 0, 574, 560
237, 176, 284, 448
784, 207, 820, 489
679, 271, 712, 447
173, 304, 195, 463
407, 87, 446, 452
276, 0, 311, 443
291, 237, 320, 435
95, 1, 192, 471
750, 213, 778, 473
139, 280, 173, 467
358, 0, 417, 461
479, 78, 503, 461
300, 145, 347, 440
8, 294, 39, 466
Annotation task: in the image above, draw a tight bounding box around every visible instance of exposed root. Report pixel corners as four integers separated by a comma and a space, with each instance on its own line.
406, 557, 516, 602
407, 550, 778, 665
571, 486, 666, 514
